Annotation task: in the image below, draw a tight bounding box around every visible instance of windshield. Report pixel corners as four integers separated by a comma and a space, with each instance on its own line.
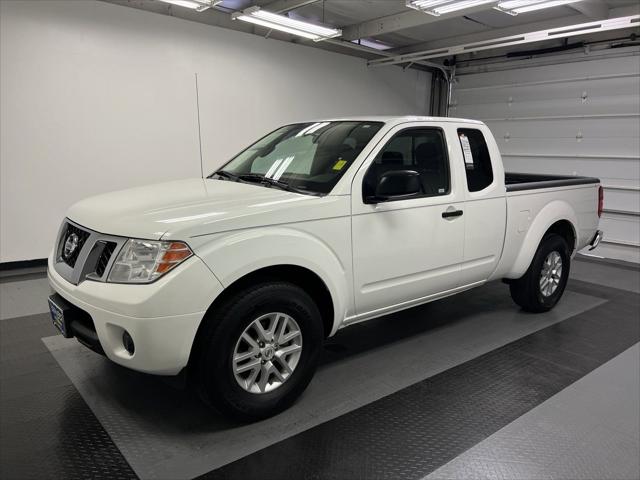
211, 121, 383, 195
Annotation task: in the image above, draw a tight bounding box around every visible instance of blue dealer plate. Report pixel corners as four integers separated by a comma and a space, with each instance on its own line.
48, 297, 67, 336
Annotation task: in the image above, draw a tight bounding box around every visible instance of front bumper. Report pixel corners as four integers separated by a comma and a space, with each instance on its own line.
48, 254, 224, 375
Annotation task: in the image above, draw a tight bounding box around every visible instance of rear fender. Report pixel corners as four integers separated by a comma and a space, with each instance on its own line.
504, 200, 577, 279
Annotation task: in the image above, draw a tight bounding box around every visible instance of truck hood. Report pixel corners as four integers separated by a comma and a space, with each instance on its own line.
67, 178, 345, 240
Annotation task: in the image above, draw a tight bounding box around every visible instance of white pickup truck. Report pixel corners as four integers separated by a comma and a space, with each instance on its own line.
48, 116, 603, 420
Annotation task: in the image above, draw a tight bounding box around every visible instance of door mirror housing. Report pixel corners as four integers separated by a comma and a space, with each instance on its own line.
365, 170, 422, 204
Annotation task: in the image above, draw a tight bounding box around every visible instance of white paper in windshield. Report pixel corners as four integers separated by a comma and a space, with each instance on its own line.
459, 133, 474, 169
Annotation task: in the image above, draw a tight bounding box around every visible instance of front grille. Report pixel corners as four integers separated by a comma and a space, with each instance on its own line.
60, 223, 90, 268
95, 242, 117, 277
54, 219, 125, 285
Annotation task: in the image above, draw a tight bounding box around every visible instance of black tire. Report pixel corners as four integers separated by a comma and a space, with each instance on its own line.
509, 233, 570, 313
194, 281, 323, 422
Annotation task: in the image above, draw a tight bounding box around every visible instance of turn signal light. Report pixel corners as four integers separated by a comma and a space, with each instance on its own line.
156, 242, 193, 274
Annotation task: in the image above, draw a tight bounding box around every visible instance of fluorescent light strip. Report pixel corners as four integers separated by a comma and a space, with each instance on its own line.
351, 38, 392, 50
368, 14, 640, 66
497, 0, 541, 8
252, 10, 340, 37
407, 0, 453, 9
513, 0, 583, 13
235, 15, 320, 40
407, 0, 497, 16
157, 0, 220, 12
496, 0, 583, 14
232, 7, 341, 42
434, 0, 496, 14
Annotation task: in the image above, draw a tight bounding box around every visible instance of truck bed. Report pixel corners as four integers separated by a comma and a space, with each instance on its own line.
505, 172, 600, 192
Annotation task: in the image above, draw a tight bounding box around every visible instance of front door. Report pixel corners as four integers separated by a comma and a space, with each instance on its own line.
351, 125, 465, 316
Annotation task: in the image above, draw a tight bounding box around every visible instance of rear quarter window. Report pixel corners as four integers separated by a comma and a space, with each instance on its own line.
458, 128, 493, 192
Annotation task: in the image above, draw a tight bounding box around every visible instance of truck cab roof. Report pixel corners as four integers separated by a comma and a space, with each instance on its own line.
294, 116, 485, 127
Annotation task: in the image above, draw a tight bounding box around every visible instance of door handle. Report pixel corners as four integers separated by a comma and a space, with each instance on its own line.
442, 209, 463, 219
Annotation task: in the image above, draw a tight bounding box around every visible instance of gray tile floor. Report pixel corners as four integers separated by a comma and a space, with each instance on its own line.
426, 344, 640, 480
42, 285, 604, 480
571, 256, 640, 294
1, 256, 638, 480
0, 276, 51, 320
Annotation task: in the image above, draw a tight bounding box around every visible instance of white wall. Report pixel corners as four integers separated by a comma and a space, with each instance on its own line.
452, 51, 640, 263
0, 0, 430, 263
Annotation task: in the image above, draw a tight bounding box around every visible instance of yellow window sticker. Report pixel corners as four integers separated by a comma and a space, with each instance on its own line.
333, 159, 347, 171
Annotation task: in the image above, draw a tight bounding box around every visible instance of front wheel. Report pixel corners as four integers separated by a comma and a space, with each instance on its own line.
194, 282, 323, 422
509, 233, 570, 313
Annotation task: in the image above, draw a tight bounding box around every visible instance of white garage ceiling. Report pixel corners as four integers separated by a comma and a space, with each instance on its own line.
105, 0, 640, 65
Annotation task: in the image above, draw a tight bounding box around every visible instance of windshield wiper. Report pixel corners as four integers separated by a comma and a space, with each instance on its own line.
209, 170, 239, 181
261, 176, 304, 194
237, 174, 320, 196
211, 171, 319, 196
236, 173, 267, 183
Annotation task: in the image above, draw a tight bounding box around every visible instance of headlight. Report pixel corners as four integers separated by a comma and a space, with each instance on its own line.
107, 239, 193, 284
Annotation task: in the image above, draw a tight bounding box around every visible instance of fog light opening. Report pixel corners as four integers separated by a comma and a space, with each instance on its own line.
122, 331, 135, 355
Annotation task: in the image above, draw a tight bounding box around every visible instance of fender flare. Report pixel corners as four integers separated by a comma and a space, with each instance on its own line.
505, 200, 578, 279
195, 227, 349, 335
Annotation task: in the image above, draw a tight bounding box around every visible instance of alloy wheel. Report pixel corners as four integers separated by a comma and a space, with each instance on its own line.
540, 250, 563, 297
232, 312, 303, 394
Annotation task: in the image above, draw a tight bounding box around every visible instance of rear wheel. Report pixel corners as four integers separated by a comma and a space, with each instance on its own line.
509, 233, 570, 313
194, 282, 323, 422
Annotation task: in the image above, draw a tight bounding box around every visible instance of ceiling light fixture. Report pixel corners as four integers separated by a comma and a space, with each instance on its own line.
157, 0, 222, 12
231, 7, 342, 42
369, 14, 640, 67
351, 39, 392, 51
495, 0, 583, 15
406, 0, 497, 16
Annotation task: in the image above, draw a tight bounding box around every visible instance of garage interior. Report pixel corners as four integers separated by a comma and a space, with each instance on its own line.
1, 0, 639, 479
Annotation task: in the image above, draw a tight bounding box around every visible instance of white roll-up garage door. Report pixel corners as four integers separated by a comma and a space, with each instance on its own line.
451, 49, 640, 263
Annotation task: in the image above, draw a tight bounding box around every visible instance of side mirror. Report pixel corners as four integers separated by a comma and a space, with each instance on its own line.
365, 170, 422, 204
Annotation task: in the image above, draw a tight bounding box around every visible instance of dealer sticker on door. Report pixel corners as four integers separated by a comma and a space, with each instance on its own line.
459, 133, 474, 169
